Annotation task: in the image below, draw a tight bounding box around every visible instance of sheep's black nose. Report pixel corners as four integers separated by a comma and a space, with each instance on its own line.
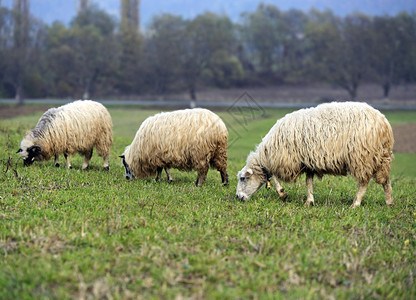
23, 159, 33, 166
236, 194, 247, 202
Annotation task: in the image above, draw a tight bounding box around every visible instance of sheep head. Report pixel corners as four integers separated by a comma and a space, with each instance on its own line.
119, 154, 134, 180
236, 166, 268, 201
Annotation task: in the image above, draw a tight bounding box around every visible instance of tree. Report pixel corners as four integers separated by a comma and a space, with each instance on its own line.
144, 14, 187, 94
121, 0, 140, 30
182, 12, 240, 102
241, 4, 284, 80
0, 6, 13, 97
370, 16, 404, 98
79, 0, 89, 12
11, 0, 30, 103
305, 11, 373, 99
241, 5, 311, 85
207, 49, 244, 88
117, 0, 143, 95
279, 9, 309, 82
341, 13, 373, 99
44, 22, 77, 96
69, 5, 118, 98
0, 2, 46, 99
397, 13, 416, 84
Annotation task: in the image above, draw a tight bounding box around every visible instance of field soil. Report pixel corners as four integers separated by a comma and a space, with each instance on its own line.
139, 83, 416, 105
0, 104, 52, 119
392, 123, 416, 153
1, 103, 415, 153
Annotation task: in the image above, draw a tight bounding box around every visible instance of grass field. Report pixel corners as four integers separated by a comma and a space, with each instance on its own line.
1, 106, 415, 299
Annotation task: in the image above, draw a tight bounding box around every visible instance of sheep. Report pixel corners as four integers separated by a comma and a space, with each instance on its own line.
17, 100, 113, 170
236, 102, 394, 207
120, 108, 228, 186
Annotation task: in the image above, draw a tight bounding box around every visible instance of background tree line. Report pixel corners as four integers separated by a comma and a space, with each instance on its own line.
0, 2, 415, 102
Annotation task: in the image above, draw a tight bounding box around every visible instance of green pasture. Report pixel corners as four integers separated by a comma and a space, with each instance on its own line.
0, 106, 415, 299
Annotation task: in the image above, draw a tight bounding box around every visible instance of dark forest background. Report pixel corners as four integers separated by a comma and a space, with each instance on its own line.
1, 0, 415, 103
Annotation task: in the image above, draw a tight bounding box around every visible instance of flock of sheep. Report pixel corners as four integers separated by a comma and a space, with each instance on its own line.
17, 100, 395, 207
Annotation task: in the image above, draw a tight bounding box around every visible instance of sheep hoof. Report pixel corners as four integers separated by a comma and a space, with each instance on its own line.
305, 201, 314, 207
55, 163, 60, 167
280, 193, 288, 201
104, 166, 110, 171
195, 180, 203, 187
168, 180, 172, 184
221, 173, 229, 186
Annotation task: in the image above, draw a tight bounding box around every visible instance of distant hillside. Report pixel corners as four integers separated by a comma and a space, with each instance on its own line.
2, 0, 416, 27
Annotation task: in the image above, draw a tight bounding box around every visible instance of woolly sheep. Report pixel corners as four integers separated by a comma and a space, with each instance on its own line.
17, 100, 113, 170
236, 102, 394, 207
120, 108, 228, 186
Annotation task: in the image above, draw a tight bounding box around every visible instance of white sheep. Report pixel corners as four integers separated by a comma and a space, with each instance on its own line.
17, 100, 113, 170
120, 108, 228, 186
236, 102, 394, 207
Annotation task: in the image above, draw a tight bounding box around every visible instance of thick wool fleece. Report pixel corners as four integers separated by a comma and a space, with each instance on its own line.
21, 100, 113, 164
124, 108, 228, 180
246, 102, 394, 185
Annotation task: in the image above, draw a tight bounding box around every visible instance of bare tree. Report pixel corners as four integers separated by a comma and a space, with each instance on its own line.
121, 0, 140, 31
132, 0, 140, 29
79, 0, 89, 12
12, 0, 30, 104
118, 0, 143, 94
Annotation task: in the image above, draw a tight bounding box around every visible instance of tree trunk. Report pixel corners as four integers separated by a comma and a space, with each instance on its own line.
189, 84, 196, 108
15, 83, 24, 105
346, 85, 357, 100
83, 69, 99, 99
347, 81, 359, 100
382, 82, 390, 98
82, 90, 89, 100
83, 80, 90, 99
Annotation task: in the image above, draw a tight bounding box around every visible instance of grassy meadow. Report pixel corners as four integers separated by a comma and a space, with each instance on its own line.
1, 105, 415, 299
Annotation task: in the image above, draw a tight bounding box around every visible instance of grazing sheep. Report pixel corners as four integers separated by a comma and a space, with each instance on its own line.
17, 100, 113, 170
236, 102, 394, 207
120, 108, 228, 186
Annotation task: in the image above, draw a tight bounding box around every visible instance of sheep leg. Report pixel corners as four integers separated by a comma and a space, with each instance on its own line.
82, 149, 93, 170
351, 181, 369, 208
165, 168, 173, 183
195, 167, 208, 187
220, 170, 229, 186
383, 178, 394, 206
155, 167, 163, 182
54, 154, 60, 167
305, 173, 315, 206
64, 153, 72, 169
102, 155, 110, 171
272, 176, 287, 201
212, 145, 228, 186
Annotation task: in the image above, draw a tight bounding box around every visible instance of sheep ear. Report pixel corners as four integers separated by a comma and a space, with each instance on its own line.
119, 155, 125, 159
29, 145, 42, 154
244, 168, 253, 178
16, 148, 23, 153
